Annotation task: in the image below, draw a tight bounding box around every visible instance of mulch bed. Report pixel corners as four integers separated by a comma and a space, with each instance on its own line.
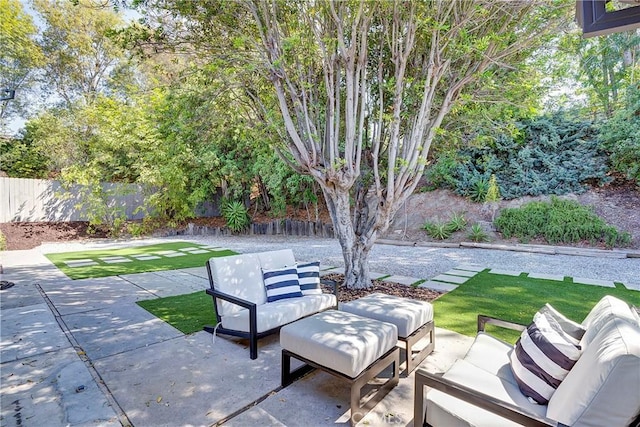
322, 273, 442, 303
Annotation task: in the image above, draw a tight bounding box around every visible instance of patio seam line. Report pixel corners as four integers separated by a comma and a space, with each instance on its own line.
35, 283, 133, 427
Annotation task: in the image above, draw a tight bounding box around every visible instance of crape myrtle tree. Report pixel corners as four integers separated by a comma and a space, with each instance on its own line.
139, 0, 570, 289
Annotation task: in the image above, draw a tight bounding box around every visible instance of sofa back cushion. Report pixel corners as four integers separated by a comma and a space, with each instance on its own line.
256, 249, 296, 270
547, 317, 640, 427
580, 295, 637, 348
208, 253, 266, 316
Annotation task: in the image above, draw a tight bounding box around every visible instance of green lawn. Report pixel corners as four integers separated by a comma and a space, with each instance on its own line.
433, 270, 640, 343
137, 269, 640, 339
46, 242, 237, 279
137, 291, 217, 334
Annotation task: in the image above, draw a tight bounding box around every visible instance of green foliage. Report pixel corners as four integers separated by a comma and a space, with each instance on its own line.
485, 174, 501, 203
447, 212, 467, 232
423, 212, 467, 239
0, 230, 6, 251
0, 136, 49, 178
494, 197, 631, 248
430, 114, 609, 199
222, 200, 250, 233
599, 84, 640, 186
467, 224, 490, 243
422, 222, 452, 240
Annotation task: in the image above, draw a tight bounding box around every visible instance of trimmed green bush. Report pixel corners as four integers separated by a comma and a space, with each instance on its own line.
494, 197, 631, 248
0, 230, 6, 251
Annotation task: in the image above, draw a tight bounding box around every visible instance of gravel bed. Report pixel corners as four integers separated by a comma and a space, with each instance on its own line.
37, 234, 640, 287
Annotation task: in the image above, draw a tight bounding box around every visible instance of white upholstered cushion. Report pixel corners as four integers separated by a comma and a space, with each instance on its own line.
580, 295, 637, 348
220, 294, 337, 333
256, 249, 296, 270
463, 332, 515, 382
208, 254, 265, 316
340, 292, 433, 337
425, 359, 551, 427
547, 316, 640, 427
280, 310, 398, 378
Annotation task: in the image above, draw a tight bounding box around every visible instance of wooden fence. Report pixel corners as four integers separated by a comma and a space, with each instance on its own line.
180, 219, 335, 238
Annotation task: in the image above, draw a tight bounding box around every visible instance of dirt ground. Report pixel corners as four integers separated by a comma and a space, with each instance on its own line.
1, 186, 638, 251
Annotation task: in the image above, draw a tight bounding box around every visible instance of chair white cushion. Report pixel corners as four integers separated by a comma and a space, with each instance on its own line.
509, 310, 582, 404
263, 266, 302, 302
208, 254, 265, 316
340, 292, 433, 337
297, 261, 322, 295
280, 310, 398, 378
463, 332, 515, 381
547, 316, 640, 427
580, 295, 638, 348
256, 249, 296, 270
221, 294, 337, 333
425, 359, 551, 427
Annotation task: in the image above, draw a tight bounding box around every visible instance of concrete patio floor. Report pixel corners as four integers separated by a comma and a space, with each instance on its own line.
1, 245, 473, 427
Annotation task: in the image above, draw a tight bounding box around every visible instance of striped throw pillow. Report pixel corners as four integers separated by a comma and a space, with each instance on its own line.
540, 304, 585, 346
262, 266, 303, 302
509, 310, 582, 404
297, 262, 322, 295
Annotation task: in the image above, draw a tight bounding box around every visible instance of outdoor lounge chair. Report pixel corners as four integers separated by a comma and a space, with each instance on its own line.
204, 249, 338, 359
414, 295, 640, 427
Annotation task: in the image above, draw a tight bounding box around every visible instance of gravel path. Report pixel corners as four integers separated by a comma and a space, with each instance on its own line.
193, 235, 640, 286
38, 235, 639, 286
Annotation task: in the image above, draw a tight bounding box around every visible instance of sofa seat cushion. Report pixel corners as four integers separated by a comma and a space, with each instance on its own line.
547, 316, 640, 427
220, 293, 337, 333
426, 359, 551, 427
209, 253, 266, 316
463, 332, 515, 382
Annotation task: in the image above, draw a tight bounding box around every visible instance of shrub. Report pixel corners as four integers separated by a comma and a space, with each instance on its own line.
494, 197, 631, 248
447, 212, 467, 232
467, 224, 490, 242
0, 230, 6, 251
426, 114, 610, 199
422, 222, 452, 240
222, 200, 250, 233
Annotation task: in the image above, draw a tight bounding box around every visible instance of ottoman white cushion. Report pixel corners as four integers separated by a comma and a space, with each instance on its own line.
340, 293, 433, 338
280, 310, 398, 378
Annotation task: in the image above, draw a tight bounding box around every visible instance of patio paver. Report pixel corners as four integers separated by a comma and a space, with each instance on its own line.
419, 281, 459, 292
527, 272, 566, 281
572, 277, 616, 288
488, 268, 522, 276
431, 274, 469, 284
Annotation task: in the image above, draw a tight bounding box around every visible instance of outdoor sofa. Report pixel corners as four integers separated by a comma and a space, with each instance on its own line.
414, 295, 640, 426
204, 249, 338, 359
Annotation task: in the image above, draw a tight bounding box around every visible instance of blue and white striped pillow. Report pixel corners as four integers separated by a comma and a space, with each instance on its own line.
510, 310, 582, 405
262, 266, 303, 302
297, 262, 322, 295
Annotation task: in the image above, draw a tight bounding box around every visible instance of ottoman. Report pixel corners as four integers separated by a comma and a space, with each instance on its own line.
280, 310, 400, 425
341, 293, 434, 373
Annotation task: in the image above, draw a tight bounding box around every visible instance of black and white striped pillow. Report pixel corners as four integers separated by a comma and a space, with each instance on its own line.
262, 266, 303, 302
297, 262, 322, 295
509, 310, 582, 404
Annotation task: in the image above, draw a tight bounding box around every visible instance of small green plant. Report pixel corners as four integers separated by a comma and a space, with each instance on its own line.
422, 222, 452, 240
469, 178, 489, 202
222, 200, 250, 233
0, 230, 6, 251
467, 223, 490, 242
446, 212, 467, 232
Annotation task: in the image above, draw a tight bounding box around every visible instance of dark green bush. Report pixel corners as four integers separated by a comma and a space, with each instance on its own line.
222, 200, 250, 233
426, 114, 610, 199
494, 197, 631, 248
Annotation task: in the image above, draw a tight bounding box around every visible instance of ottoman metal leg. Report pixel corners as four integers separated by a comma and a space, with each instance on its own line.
402, 320, 435, 374
281, 347, 400, 427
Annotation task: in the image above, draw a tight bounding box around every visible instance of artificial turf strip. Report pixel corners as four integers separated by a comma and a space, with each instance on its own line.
432, 270, 640, 344
45, 242, 237, 279
137, 291, 216, 335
